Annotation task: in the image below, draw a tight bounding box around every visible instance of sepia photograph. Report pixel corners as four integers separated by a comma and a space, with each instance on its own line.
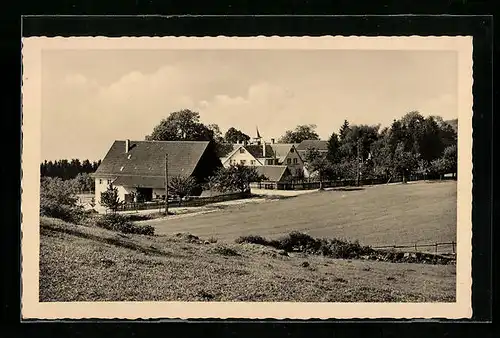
21, 36, 473, 319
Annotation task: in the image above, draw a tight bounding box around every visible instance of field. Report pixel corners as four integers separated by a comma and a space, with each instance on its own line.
40, 217, 456, 302
148, 181, 457, 248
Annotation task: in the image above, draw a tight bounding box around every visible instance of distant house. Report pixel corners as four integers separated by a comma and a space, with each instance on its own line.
295, 140, 329, 178
295, 140, 329, 159
220, 127, 305, 178
251, 165, 293, 190
92, 140, 222, 210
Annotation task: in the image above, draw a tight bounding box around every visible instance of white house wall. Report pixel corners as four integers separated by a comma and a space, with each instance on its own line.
94, 177, 166, 212
223, 147, 261, 167
282, 149, 305, 177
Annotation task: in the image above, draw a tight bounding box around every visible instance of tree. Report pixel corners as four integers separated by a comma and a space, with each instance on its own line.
326, 131, 341, 163
146, 109, 230, 157
392, 142, 419, 183
168, 175, 199, 205
208, 164, 266, 193
339, 119, 350, 141
278, 124, 320, 143
430, 144, 457, 179
338, 124, 380, 161
370, 137, 393, 181
73, 173, 94, 193
100, 184, 121, 213
224, 127, 251, 144
146, 109, 211, 141
443, 144, 457, 177
304, 148, 333, 190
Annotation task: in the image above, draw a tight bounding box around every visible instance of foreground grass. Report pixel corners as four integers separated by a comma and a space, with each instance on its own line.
148, 181, 457, 249
40, 217, 455, 302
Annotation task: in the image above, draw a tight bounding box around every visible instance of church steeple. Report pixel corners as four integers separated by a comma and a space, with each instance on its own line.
253, 126, 263, 145
255, 126, 262, 140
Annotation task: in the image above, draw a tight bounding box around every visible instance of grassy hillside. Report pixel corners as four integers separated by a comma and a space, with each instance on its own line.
40, 217, 456, 302
147, 181, 457, 249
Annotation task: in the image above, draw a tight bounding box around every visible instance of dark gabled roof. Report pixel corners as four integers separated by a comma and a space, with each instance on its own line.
255, 165, 291, 182
296, 140, 329, 152
245, 144, 275, 159
269, 143, 303, 162
94, 140, 210, 179
112, 175, 165, 189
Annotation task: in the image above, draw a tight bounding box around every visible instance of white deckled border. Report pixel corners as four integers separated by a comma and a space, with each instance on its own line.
21, 36, 473, 320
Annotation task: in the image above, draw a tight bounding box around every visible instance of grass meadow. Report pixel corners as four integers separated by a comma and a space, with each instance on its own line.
40, 216, 455, 302
149, 181, 457, 249
39, 181, 457, 302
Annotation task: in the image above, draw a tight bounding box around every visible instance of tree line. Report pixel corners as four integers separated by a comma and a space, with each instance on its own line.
41, 159, 101, 180
304, 112, 458, 187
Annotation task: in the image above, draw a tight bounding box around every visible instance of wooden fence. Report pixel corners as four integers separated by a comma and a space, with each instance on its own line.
115, 191, 251, 212
253, 177, 396, 191
372, 241, 456, 254
252, 175, 456, 191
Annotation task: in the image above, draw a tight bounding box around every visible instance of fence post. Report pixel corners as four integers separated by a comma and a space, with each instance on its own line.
435, 243, 438, 254
414, 243, 417, 252
452, 241, 455, 254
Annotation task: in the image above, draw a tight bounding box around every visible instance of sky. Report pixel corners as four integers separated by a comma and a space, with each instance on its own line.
41, 49, 458, 161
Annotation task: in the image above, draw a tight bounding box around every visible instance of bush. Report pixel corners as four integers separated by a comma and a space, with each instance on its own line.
235, 235, 269, 246
234, 231, 373, 259
212, 245, 240, 256
40, 177, 87, 224
95, 214, 155, 235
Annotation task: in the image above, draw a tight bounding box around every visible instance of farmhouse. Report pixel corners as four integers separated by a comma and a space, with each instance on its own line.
92, 139, 222, 210
220, 127, 305, 178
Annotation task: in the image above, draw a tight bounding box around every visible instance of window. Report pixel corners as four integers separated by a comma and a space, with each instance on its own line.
287, 158, 292, 164
293, 158, 298, 164
240, 160, 246, 165
267, 159, 274, 165
107, 179, 112, 185
250, 160, 255, 165
290, 148, 295, 153
99, 179, 102, 184
239, 148, 245, 153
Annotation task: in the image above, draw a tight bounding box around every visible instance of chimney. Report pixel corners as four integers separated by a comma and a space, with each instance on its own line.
271, 138, 275, 144
125, 139, 130, 153
262, 141, 266, 157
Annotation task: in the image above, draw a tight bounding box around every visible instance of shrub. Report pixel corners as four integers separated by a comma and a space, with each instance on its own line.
95, 214, 155, 235
234, 231, 373, 259
212, 246, 240, 256
40, 177, 86, 224
100, 184, 121, 212
235, 235, 269, 246
276, 231, 320, 253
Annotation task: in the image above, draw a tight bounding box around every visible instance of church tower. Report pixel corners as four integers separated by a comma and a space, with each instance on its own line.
253, 126, 263, 145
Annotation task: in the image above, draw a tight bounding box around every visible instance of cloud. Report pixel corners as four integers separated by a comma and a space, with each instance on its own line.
63, 73, 88, 86
42, 52, 458, 161
194, 82, 297, 137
